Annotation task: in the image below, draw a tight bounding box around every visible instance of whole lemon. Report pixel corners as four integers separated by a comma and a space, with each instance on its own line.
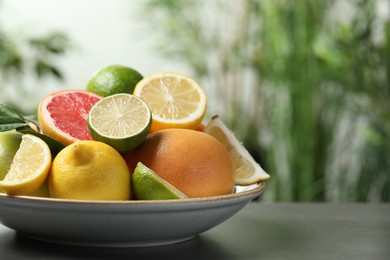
49, 140, 130, 200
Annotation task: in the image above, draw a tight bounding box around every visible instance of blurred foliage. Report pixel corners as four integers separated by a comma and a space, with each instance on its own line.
0, 32, 70, 80
0, 3, 71, 111
142, 0, 390, 202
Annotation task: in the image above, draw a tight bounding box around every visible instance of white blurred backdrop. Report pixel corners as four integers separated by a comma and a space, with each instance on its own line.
0, 0, 188, 109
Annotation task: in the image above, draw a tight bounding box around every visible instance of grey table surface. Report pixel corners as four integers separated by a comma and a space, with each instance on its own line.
0, 203, 389, 260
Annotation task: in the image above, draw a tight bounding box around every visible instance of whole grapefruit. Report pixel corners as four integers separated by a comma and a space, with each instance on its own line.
124, 129, 235, 198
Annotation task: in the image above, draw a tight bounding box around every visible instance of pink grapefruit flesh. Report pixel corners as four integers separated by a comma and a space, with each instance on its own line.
38, 90, 102, 146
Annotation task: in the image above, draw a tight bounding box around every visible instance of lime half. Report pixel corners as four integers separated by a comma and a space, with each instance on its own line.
88, 94, 152, 153
132, 162, 188, 200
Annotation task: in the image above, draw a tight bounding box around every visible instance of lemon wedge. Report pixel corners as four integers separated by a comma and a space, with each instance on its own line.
205, 115, 270, 185
0, 134, 51, 195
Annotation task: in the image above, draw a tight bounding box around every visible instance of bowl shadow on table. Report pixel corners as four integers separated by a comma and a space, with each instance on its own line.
3, 232, 232, 260
2, 219, 305, 260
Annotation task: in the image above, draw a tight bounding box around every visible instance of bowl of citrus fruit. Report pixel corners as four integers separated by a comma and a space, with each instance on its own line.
0, 65, 270, 247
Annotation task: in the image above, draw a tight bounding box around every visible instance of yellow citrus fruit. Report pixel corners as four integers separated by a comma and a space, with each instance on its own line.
124, 129, 234, 198
133, 72, 207, 132
49, 140, 130, 200
28, 179, 50, 197
0, 134, 52, 195
86, 65, 143, 97
132, 162, 188, 200
87, 94, 152, 153
0, 131, 23, 193
204, 115, 270, 185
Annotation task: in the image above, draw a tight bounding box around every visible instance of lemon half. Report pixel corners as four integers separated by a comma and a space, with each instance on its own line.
133, 72, 207, 132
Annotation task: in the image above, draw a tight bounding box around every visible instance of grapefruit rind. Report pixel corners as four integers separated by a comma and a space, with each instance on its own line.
123, 128, 235, 198
38, 90, 102, 146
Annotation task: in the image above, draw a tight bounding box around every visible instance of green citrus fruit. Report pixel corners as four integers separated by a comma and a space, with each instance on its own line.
86, 65, 143, 97
87, 93, 152, 153
0, 131, 23, 192
132, 162, 187, 200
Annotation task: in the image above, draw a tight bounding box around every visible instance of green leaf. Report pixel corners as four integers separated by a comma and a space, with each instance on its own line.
0, 114, 25, 124
0, 122, 30, 132
0, 104, 64, 156
16, 126, 65, 156
0, 104, 38, 130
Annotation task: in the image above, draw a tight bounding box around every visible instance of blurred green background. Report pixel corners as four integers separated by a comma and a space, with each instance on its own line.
1, 0, 389, 202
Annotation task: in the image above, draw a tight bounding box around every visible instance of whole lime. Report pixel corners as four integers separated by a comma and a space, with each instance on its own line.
86, 65, 143, 97
0, 131, 22, 192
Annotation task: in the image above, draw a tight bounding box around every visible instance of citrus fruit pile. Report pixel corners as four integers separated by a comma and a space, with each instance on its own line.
0, 64, 270, 201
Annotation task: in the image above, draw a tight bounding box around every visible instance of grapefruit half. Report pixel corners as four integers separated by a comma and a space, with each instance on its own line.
38, 90, 102, 146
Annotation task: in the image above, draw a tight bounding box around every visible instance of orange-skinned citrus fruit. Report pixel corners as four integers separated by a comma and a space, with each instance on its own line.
124, 128, 234, 198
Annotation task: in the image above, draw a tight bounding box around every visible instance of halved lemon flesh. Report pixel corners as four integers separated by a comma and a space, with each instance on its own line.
205, 115, 270, 185
0, 134, 51, 195
133, 72, 207, 132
